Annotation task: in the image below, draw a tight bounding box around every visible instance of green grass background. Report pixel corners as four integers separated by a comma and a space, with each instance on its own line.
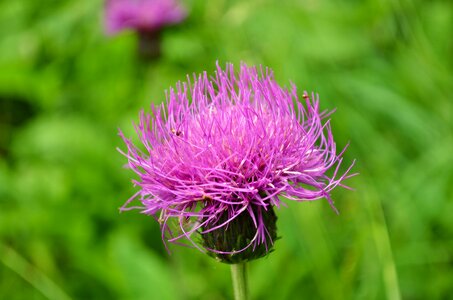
1, 0, 452, 299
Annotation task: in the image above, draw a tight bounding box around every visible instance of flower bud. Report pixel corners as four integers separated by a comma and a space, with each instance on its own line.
201, 205, 278, 264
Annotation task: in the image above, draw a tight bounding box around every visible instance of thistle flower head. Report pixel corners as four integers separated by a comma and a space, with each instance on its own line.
119, 62, 355, 263
105, 0, 186, 35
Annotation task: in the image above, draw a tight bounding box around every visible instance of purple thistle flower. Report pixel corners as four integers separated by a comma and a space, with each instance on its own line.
104, 0, 186, 35
119, 62, 356, 263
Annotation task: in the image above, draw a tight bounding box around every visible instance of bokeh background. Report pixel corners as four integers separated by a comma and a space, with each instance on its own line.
1, 0, 452, 299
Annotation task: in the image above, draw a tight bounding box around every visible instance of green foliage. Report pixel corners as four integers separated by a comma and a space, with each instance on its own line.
1, 0, 452, 299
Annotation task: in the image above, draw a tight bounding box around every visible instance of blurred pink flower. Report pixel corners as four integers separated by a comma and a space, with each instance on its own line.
105, 0, 186, 35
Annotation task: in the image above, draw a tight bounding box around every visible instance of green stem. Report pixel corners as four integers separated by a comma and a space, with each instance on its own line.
230, 263, 248, 300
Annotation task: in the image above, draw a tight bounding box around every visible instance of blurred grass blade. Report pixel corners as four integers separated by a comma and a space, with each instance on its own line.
0, 244, 72, 300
